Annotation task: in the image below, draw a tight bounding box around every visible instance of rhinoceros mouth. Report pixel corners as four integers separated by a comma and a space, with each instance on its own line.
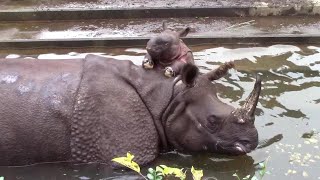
147, 49, 160, 56
215, 142, 250, 155
234, 143, 248, 154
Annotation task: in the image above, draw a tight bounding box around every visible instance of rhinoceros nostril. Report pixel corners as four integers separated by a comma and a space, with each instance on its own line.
202, 145, 208, 150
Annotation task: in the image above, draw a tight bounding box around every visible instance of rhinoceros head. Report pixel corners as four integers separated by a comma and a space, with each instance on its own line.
163, 64, 261, 155
146, 22, 190, 60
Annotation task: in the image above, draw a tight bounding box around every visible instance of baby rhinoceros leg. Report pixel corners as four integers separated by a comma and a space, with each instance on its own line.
142, 53, 154, 69
164, 52, 194, 78
164, 66, 175, 77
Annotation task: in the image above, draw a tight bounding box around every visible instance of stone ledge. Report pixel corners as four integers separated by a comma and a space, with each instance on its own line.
0, 6, 320, 21
1, 35, 319, 49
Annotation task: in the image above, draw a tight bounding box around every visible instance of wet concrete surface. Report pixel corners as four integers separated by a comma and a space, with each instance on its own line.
0, 0, 318, 10
0, 16, 319, 41
1, 1, 319, 21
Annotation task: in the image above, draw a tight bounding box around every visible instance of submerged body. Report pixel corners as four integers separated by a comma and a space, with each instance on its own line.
0, 55, 261, 166
0, 59, 81, 165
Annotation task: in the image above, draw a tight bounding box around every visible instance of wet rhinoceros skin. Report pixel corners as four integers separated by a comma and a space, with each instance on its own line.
0, 55, 173, 166
0, 54, 261, 166
0, 59, 83, 165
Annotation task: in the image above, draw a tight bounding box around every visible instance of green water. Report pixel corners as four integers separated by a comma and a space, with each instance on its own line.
0, 44, 319, 180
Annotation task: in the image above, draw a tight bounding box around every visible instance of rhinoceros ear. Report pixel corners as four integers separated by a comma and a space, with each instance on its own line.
178, 27, 191, 37
205, 62, 235, 81
181, 64, 199, 87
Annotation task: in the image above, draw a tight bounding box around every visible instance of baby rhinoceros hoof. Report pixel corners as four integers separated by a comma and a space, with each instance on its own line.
142, 59, 154, 69
164, 67, 176, 78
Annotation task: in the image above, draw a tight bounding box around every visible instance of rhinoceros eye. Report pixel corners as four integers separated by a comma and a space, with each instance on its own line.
207, 115, 221, 132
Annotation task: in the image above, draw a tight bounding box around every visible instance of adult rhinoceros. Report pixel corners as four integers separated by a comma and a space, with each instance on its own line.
0, 54, 261, 166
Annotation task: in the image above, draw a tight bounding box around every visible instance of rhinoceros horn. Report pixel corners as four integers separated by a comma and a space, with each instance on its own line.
236, 75, 262, 124
243, 75, 261, 118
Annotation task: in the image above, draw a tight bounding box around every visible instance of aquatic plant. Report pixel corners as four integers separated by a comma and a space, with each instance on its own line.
112, 152, 203, 180
233, 157, 270, 180
112, 152, 269, 180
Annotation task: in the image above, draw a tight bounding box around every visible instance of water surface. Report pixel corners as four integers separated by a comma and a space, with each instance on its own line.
0, 44, 319, 180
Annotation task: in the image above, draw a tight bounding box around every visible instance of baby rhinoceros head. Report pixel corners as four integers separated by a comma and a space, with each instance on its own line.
146, 23, 190, 61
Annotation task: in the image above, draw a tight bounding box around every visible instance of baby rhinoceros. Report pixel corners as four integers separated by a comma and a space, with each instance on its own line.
142, 22, 194, 77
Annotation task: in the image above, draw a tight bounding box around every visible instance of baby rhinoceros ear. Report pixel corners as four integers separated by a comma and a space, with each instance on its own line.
181, 64, 199, 87
162, 22, 168, 30
178, 27, 191, 37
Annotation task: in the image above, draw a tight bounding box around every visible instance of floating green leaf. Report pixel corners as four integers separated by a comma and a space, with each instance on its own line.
156, 166, 164, 174
158, 165, 186, 180
147, 167, 163, 180
259, 162, 265, 169
232, 173, 241, 180
111, 152, 141, 173
191, 166, 203, 180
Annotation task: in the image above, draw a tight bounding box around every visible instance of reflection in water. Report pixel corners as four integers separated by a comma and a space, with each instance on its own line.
0, 44, 319, 179
257, 134, 283, 149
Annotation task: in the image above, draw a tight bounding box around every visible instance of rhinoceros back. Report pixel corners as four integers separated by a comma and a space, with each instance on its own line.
0, 58, 83, 165
71, 55, 159, 165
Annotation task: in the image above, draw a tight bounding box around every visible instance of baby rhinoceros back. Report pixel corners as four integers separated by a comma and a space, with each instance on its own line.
142, 22, 194, 77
